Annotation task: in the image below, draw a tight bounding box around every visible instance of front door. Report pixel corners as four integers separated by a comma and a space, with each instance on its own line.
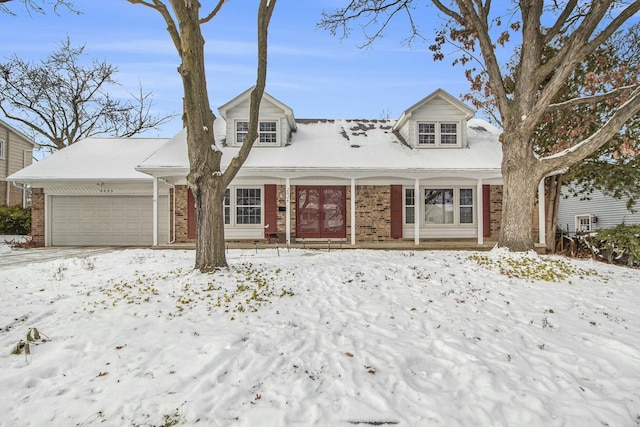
296, 186, 346, 239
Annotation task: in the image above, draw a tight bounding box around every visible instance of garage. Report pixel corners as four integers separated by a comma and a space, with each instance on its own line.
49, 195, 169, 246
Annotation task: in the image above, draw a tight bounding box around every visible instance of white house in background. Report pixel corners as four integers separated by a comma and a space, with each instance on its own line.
557, 186, 640, 233
6, 88, 548, 248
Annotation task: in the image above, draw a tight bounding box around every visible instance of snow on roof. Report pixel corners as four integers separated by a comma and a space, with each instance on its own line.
138, 117, 502, 174
7, 137, 170, 183
10, 118, 503, 183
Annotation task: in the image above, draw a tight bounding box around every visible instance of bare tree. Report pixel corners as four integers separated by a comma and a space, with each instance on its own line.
0, 0, 75, 15
320, 0, 640, 251
127, 0, 277, 271
0, 38, 174, 151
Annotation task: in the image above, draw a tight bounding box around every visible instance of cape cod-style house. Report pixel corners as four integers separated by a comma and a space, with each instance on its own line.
7, 88, 548, 248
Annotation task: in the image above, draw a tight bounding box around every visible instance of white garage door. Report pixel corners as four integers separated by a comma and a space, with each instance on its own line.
50, 196, 169, 246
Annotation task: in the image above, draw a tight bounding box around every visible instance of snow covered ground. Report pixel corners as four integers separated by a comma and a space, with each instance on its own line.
0, 244, 638, 426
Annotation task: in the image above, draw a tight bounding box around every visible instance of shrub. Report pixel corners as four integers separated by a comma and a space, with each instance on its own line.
0, 206, 31, 235
582, 223, 640, 266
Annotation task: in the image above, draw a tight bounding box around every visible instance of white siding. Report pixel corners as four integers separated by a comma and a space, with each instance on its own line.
396, 96, 469, 147
557, 188, 640, 233
224, 98, 291, 147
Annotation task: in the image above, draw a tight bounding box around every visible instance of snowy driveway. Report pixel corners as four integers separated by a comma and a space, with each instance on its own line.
0, 246, 121, 269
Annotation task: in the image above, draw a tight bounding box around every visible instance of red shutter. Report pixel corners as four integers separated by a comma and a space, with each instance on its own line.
264, 184, 277, 236
187, 189, 196, 240
390, 185, 403, 239
482, 185, 491, 238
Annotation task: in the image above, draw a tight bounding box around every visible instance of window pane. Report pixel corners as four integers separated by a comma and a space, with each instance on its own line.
406, 207, 415, 224
424, 189, 454, 224
440, 134, 457, 144
440, 123, 457, 144
260, 121, 277, 132
419, 123, 435, 133
405, 188, 415, 206
459, 188, 473, 206
460, 207, 473, 224
441, 123, 457, 133
259, 132, 277, 143
236, 188, 261, 224
418, 123, 435, 145
236, 122, 249, 144
419, 134, 435, 144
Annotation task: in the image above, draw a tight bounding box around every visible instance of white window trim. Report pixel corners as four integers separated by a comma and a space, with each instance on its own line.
416, 121, 461, 148
575, 214, 592, 232
0, 139, 5, 160
234, 120, 280, 146
224, 186, 263, 227
404, 186, 476, 226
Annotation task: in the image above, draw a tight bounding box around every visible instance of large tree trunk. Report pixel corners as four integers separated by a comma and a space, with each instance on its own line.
174, 1, 224, 270
190, 173, 227, 272
545, 174, 563, 253
498, 133, 543, 251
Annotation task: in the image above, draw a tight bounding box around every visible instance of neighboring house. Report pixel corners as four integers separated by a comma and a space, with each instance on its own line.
7, 88, 547, 248
0, 119, 36, 208
557, 186, 640, 233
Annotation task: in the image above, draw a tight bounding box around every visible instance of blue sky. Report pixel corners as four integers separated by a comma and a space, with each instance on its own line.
1, 0, 480, 137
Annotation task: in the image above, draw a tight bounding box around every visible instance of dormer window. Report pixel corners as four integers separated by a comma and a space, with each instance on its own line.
417, 121, 459, 147
235, 120, 279, 145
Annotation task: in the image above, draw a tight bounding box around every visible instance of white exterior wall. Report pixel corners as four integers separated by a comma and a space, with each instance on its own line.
224, 98, 291, 147
557, 187, 640, 233
396, 96, 469, 148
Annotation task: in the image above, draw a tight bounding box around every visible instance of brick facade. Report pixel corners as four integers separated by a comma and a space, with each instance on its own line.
489, 185, 502, 240
30, 188, 45, 246
173, 185, 191, 243
172, 183, 506, 244
354, 185, 393, 241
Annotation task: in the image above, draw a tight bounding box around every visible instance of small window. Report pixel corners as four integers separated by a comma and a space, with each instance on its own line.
575, 215, 592, 232
459, 188, 474, 224
0, 140, 5, 160
236, 188, 262, 224
236, 121, 249, 144
416, 122, 460, 147
418, 123, 435, 145
259, 121, 278, 144
235, 121, 278, 145
440, 123, 458, 144
405, 188, 415, 224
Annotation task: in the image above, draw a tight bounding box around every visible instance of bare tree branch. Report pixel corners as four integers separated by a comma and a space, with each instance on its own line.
547, 84, 640, 112
200, 0, 226, 24
0, 38, 174, 151
127, 0, 182, 54
224, 0, 278, 186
